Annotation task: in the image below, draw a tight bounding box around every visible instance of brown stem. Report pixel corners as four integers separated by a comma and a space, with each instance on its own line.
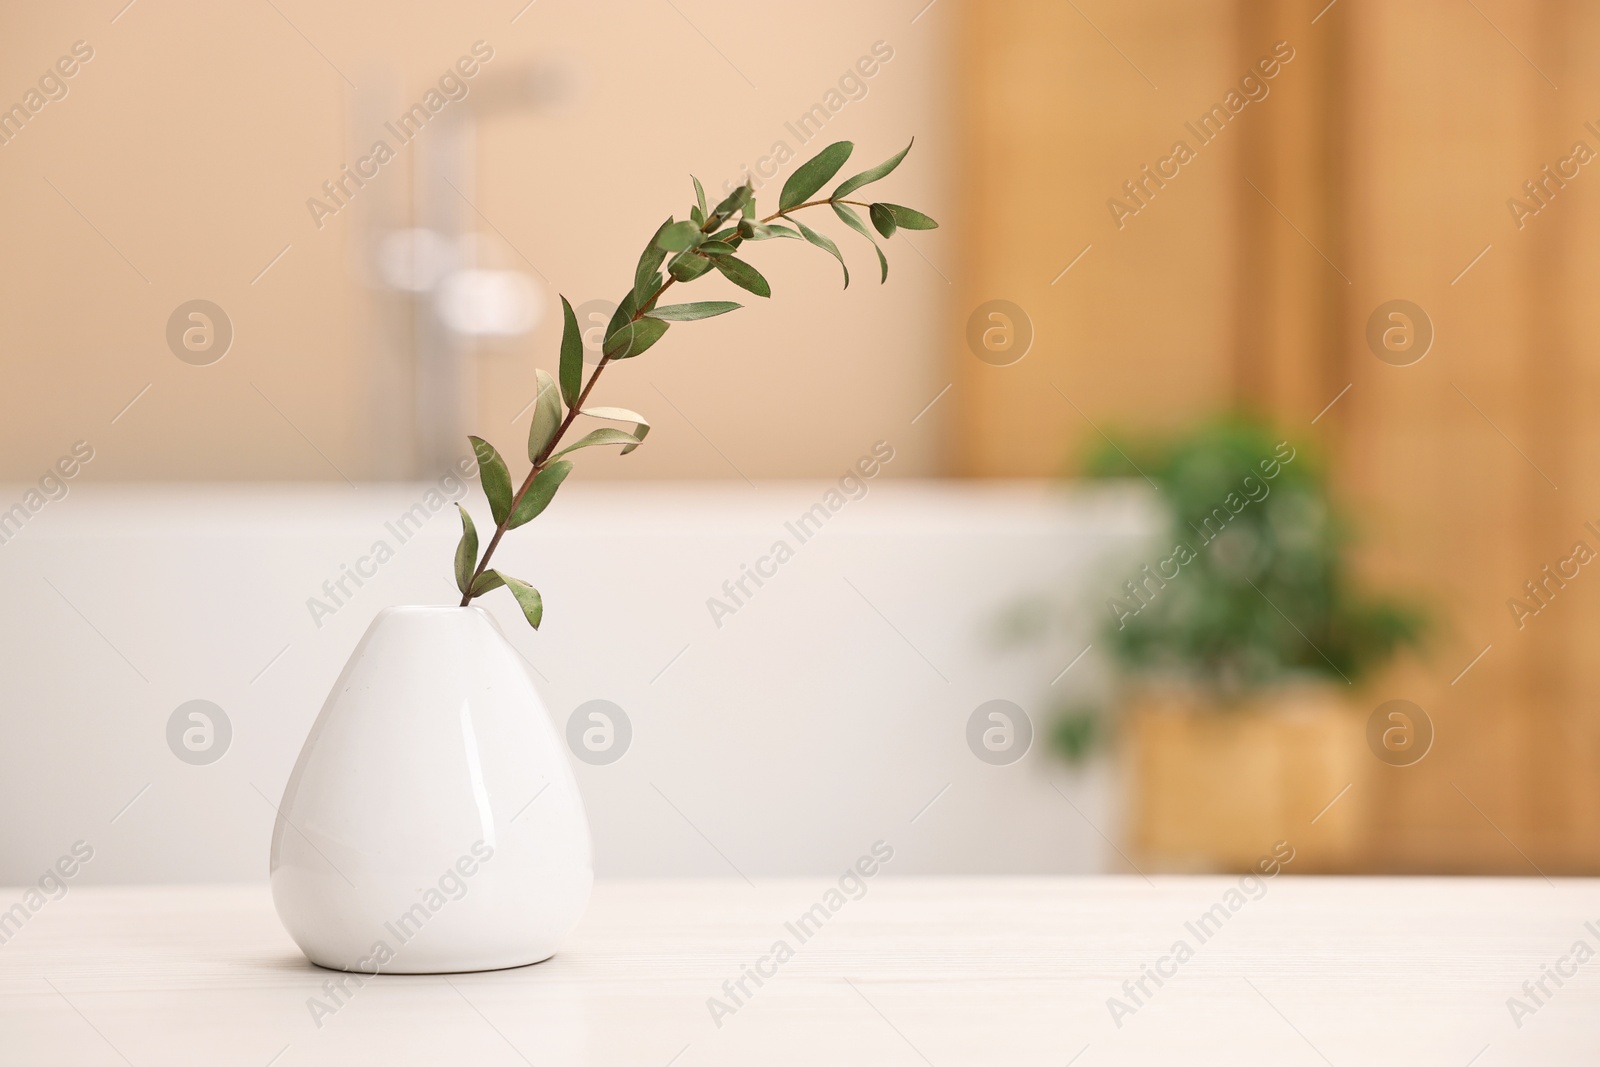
459, 276, 678, 604
761, 197, 870, 223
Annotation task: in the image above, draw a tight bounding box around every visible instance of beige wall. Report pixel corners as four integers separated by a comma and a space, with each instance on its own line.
0, 0, 953, 482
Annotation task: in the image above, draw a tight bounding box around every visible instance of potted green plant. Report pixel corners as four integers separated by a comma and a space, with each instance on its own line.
1030, 416, 1426, 870
269, 140, 936, 973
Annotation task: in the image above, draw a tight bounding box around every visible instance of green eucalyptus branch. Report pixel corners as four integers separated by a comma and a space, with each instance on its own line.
452, 138, 938, 627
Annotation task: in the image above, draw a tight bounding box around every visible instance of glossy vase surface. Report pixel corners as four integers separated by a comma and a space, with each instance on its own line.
270, 606, 592, 973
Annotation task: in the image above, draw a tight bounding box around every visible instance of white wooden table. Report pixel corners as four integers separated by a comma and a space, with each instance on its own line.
1, 878, 1595, 1065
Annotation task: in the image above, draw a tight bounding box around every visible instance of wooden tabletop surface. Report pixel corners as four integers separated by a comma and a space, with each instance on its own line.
1, 878, 1596, 1065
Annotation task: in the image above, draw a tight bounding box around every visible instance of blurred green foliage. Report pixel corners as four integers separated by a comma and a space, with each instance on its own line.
1046, 415, 1427, 762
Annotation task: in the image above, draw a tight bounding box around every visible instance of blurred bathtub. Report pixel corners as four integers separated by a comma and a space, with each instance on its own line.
0, 479, 1152, 884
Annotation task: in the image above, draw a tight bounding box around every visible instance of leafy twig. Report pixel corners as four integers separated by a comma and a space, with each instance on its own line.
453, 139, 938, 627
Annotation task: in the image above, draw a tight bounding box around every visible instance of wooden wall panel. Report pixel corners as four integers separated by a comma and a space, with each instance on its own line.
953, 0, 1240, 476
1342, 0, 1596, 872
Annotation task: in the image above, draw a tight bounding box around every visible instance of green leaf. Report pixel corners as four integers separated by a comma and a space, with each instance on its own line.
697, 240, 739, 256
690, 205, 704, 227
606, 289, 640, 341
498, 573, 544, 630
692, 175, 707, 217
668, 251, 716, 282
633, 270, 662, 308
711, 183, 752, 220
833, 139, 914, 200
645, 300, 742, 321
795, 218, 849, 288
869, 202, 898, 239
635, 219, 673, 305
468, 436, 514, 525
454, 505, 478, 596
779, 141, 853, 213
656, 220, 703, 252
882, 203, 939, 230
709, 254, 771, 298
550, 427, 642, 459
558, 296, 582, 408
582, 405, 650, 455
527, 369, 563, 462
832, 203, 889, 284
602, 317, 669, 359
471, 570, 506, 596
507, 459, 574, 528
738, 221, 800, 242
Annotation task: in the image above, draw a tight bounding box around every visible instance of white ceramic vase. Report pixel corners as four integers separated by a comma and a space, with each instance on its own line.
270, 606, 592, 973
